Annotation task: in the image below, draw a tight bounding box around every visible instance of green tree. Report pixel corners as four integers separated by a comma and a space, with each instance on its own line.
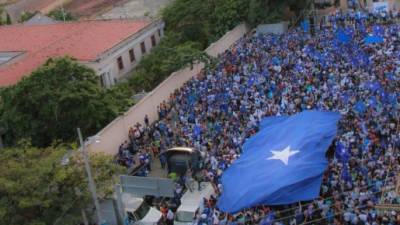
247, 0, 311, 27
0, 142, 124, 225
161, 0, 212, 48
247, 0, 267, 27
0, 7, 3, 25
210, 0, 249, 40
6, 12, 11, 24
0, 57, 130, 147
48, 8, 75, 21
161, 0, 249, 47
127, 32, 212, 92
19, 11, 35, 22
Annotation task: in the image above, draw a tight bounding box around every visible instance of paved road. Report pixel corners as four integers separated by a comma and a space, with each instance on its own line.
148, 155, 168, 178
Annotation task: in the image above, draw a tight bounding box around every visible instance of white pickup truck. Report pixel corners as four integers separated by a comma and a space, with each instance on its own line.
122, 193, 162, 225
174, 182, 215, 225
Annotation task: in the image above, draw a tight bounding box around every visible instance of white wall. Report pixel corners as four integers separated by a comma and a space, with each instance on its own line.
86, 23, 249, 155
256, 22, 289, 35
83, 21, 165, 87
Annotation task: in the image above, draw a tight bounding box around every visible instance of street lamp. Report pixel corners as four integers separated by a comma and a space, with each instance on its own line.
77, 128, 103, 225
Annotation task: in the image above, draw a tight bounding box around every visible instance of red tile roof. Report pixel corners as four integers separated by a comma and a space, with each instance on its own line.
0, 20, 150, 86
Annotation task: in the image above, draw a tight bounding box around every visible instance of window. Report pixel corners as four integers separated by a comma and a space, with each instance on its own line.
140, 42, 146, 54
158, 29, 161, 37
117, 56, 124, 70
100, 73, 106, 87
129, 49, 135, 62
100, 72, 112, 88
151, 35, 156, 47
0, 51, 24, 65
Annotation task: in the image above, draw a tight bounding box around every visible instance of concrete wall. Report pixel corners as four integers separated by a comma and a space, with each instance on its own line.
86, 23, 249, 155
83, 21, 165, 88
340, 0, 348, 10
256, 22, 289, 35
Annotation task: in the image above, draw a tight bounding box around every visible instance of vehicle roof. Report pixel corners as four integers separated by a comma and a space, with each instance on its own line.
176, 182, 215, 213
141, 207, 162, 223
121, 193, 143, 212
167, 147, 195, 153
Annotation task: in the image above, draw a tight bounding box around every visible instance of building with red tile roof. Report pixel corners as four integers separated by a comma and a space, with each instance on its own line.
0, 19, 165, 87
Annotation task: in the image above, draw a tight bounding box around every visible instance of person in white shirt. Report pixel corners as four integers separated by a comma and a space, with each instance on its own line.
166, 209, 174, 225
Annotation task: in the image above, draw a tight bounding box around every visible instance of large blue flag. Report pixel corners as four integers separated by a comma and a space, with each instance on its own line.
217, 111, 340, 213
336, 29, 351, 43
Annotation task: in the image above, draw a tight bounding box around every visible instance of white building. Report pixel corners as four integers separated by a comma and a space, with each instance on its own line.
0, 19, 165, 87
84, 20, 164, 87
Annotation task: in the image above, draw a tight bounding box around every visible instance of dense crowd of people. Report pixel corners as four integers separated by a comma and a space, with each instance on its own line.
118, 9, 400, 225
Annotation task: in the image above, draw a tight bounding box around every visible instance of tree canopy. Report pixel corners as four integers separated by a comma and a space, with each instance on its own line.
6, 13, 11, 24
161, 0, 249, 47
48, 8, 75, 21
127, 33, 212, 92
0, 57, 131, 147
0, 142, 124, 225
161, 0, 310, 44
0, 7, 11, 25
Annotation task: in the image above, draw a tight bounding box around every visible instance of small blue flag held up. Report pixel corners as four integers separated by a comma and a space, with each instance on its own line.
336, 29, 351, 43
341, 165, 352, 183
335, 141, 350, 163
358, 22, 366, 35
364, 35, 384, 44
301, 20, 310, 32
372, 25, 385, 37
193, 124, 201, 138
217, 111, 340, 213
354, 101, 366, 114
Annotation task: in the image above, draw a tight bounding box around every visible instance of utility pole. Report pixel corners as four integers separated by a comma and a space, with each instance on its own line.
61, 5, 66, 22
81, 209, 89, 225
77, 128, 103, 224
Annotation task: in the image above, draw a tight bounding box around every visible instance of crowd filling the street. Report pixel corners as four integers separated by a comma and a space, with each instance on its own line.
117, 9, 400, 225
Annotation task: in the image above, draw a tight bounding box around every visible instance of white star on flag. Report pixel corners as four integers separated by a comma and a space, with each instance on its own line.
267, 145, 299, 165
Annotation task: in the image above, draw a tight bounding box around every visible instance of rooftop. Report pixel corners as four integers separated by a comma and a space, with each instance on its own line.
0, 19, 150, 86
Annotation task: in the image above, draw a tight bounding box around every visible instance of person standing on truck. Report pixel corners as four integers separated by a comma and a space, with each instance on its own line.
194, 170, 202, 191
184, 167, 194, 192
